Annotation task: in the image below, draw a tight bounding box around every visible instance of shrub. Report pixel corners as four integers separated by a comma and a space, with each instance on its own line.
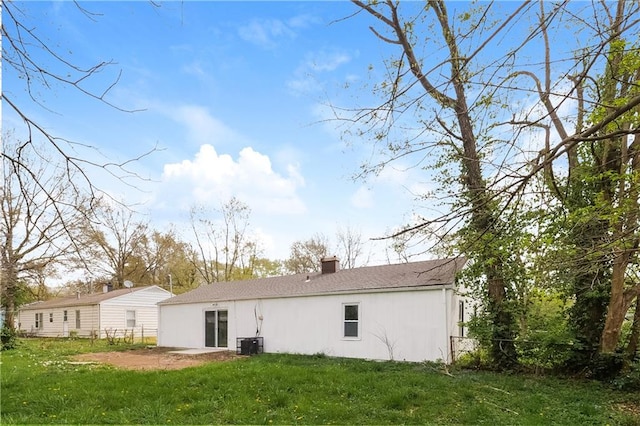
1, 326, 18, 350
611, 361, 640, 391
590, 352, 625, 380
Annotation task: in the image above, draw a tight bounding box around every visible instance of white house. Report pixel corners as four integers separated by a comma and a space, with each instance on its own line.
158, 257, 469, 363
17, 285, 172, 339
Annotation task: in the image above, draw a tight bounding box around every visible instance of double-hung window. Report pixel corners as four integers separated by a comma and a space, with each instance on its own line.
343, 303, 360, 338
126, 310, 136, 328
35, 313, 43, 329
75, 310, 81, 329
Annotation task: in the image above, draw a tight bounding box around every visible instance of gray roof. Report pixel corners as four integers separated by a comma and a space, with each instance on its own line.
161, 257, 466, 306
19, 286, 163, 310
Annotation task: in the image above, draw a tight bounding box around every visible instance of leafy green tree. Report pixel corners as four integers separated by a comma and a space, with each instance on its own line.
518, 1, 640, 367
347, 0, 640, 371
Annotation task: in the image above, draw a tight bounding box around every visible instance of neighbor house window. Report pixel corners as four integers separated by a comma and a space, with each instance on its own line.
49, 313, 53, 323
75, 310, 81, 329
35, 313, 43, 329
458, 300, 465, 337
343, 303, 360, 338
63, 310, 68, 322
126, 310, 136, 328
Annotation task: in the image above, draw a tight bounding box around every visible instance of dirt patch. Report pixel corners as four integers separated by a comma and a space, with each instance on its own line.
73, 346, 242, 370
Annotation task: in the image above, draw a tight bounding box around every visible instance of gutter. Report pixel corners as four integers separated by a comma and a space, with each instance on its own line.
159, 283, 457, 307
442, 287, 450, 363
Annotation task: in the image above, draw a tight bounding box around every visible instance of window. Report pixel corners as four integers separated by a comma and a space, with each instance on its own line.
49, 313, 53, 323
75, 310, 81, 329
343, 303, 359, 338
63, 310, 68, 322
126, 310, 136, 328
458, 300, 465, 337
35, 313, 43, 329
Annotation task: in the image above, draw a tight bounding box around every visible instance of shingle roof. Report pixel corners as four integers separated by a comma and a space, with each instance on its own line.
19, 286, 161, 310
161, 257, 466, 306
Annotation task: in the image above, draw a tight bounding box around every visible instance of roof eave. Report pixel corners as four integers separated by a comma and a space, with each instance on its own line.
160, 282, 455, 307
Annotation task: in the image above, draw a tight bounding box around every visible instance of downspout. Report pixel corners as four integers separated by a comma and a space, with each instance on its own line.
442, 286, 450, 363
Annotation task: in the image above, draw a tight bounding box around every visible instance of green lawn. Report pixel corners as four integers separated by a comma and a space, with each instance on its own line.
1, 338, 638, 425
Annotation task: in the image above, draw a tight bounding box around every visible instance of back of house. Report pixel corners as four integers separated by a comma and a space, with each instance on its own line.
16, 285, 172, 339
158, 257, 471, 362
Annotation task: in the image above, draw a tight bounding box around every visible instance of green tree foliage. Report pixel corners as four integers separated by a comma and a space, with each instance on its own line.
347, 0, 640, 372
530, 7, 640, 371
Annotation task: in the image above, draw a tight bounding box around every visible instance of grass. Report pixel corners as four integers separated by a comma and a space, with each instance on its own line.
1, 338, 639, 425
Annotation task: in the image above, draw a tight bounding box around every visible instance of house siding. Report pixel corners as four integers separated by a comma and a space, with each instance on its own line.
16, 286, 171, 339
17, 304, 100, 338
99, 287, 170, 338
159, 287, 455, 362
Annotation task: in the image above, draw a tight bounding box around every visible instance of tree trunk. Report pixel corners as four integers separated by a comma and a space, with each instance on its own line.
600, 253, 629, 353
1, 264, 18, 331
625, 295, 640, 360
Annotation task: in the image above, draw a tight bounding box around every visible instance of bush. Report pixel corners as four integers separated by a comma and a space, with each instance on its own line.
611, 361, 640, 391
590, 352, 625, 380
1, 326, 18, 350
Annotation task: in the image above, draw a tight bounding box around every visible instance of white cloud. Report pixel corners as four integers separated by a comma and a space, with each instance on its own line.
287, 49, 351, 95
351, 186, 374, 209
173, 104, 246, 147
161, 144, 306, 215
287, 14, 320, 29
238, 18, 295, 49
238, 14, 319, 49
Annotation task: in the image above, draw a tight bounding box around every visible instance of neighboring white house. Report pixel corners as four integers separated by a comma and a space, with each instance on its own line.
16, 285, 172, 338
158, 257, 470, 363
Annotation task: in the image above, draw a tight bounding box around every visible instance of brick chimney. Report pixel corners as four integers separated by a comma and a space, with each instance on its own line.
321, 256, 339, 274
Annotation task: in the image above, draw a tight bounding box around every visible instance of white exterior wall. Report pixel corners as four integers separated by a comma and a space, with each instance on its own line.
159, 287, 457, 362
17, 305, 99, 338
99, 287, 171, 337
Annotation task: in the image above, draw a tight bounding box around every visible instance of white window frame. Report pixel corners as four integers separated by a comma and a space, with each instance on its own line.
35, 313, 43, 329
126, 310, 136, 328
75, 310, 81, 329
342, 303, 361, 340
63, 310, 68, 322
49, 313, 53, 323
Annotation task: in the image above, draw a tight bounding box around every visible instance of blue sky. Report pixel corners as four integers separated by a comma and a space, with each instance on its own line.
5, 1, 439, 264
6, 1, 586, 265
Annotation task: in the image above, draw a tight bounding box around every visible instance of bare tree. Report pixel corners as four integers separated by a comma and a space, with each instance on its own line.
190, 197, 261, 283
1, 2, 157, 293
2, 2, 156, 196
136, 229, 200, 292
336, 225, 365, 269
1, 134, 88, 329
285, 233, 331, 274
76, 201, 149, 289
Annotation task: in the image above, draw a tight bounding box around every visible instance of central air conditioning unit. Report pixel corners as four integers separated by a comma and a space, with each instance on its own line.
236, 337, 264, 355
